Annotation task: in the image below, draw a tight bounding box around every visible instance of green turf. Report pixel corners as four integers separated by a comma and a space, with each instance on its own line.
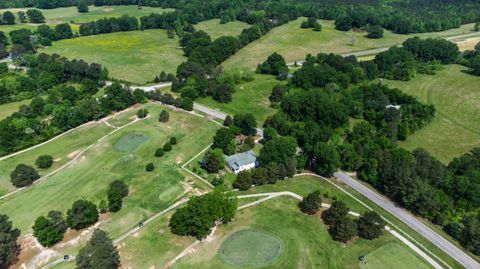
219, 229, 284, 267
359, 242, 431, 269
196, 74, 282, 125
171, 198, 432, 269
385, 65, 480, 163
112, 132, 148, 152
195, 19, 250, 40
0, 98, 32, 120
222, 18, 477, 70
40, 29, 186, 84
0, 103, 218, 237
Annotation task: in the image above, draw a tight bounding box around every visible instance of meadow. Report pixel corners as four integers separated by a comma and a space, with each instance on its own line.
195, 19, 250, 40
386, 65, 480, 163
223, 18, 477, 69
196, 74, 282, 125
40, 29, 186, 84
0, 98, 31, 120
0, 103, 218, 267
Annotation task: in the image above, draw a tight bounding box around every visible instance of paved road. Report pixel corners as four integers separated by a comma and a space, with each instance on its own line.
334, 172, 480, 269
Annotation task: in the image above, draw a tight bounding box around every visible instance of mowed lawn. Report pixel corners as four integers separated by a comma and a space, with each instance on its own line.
195, 19, 250, 40
385, 65, 480, 163
118, 176, 432, 269
196, 74, 282, 125
0, 99, 32, 120
40, 29, 186, 84
0, 103, 218, 238
223, 18, 477, 69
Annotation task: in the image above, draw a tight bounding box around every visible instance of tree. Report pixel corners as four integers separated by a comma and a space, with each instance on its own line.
155, 148, 164, 157
10, 164, 40, 187
169, 189, 237, 239
36, 155, 53, 169
212, 128, 235, 155
366, 25, 384, 39
32, 211, 67, 247
223, 115, 233, 126
312, 142, 340, 177
27, 9, 45, 23
328, 217, 358, 242
322, 201, 349, 225
357, 211, 386, 240
204, 149, 225, 173
470, 55, 480, 76
259, 136, 297, 166
159, 110, 169, 122
77, 0, 89, 13
76, 229, 120, 269
257, 52, 288, 76
136, 109, 148, 118
2, 11, 15, 25
298, 190, 322, 215
0, 215, 20, 268
286, 157, 297, 177
233, 171, 252, 190
54, 23, 73, 39
475, 22, 480, 32
233, 113, 257, 136
107, 180, 128, 213
18, 11, 27, 23
269, 85, 287, 103
163, 142, 172, 152
170, 136, 177, 145
66, 200, 99, 230
145, 163, 155, 172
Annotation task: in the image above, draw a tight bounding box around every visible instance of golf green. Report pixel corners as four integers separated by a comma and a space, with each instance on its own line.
219, 229, 284, 267
113, 133, 148, 153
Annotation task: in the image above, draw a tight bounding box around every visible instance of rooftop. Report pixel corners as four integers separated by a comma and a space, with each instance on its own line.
225, 150, 257, 171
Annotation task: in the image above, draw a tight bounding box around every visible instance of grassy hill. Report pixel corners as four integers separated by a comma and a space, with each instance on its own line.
386, 65, 480, 163
40, 29, 185, 84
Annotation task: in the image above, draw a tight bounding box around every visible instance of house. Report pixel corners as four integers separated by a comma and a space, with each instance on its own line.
386, 104, 401, 110
225, 150, 258, 174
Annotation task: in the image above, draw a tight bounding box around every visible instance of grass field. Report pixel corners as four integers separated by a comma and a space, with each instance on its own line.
0, 5, 172, 24
195, 19, 250, 40
359, 242, 431, 269
0, 99, 31, 120
223, 18, 477, 69
40, 29, 186, 84
196, 74, 282, 125
0, 102, 218, 267
385, 65, 480, 163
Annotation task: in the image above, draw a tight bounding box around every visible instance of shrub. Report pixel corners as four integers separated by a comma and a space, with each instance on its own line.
233, 171, 252, 190
298, 190, 322, 215
170, 136, 177, 145
155, 148, 164, 157
159, 110, 169, 122
203, 149, 225, 173
10, 164, 40, 187
137, 109, 148, 119
145, 163, 155, 171
163, 142, 172, 152
35, 155, 53, 169
107, 180, 128, 212
66, 200, 99, 230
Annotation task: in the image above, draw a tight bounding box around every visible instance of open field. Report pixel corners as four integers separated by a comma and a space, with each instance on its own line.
171, 198, 432, 269
385, 65, 480, 163
359, 242, 431, 269
0, 5, 172, 24
223, 18, 477, 69
195, 19, 250, 40
196, 74, 282, 125
0, 98, 31, 120
40, 29, 186, 84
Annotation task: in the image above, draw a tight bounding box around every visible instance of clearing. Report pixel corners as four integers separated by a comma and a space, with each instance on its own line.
40, 29, 186, 84
222, 18, 477, 69
195, 19, 251, 40
0, 98, 32, 121
385, 65, 480, 163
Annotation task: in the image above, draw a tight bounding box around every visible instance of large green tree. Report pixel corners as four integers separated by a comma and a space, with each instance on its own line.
328, 217, 358, 242
66, 200, 99, 230
212, 128, 235, 155
32, 211, 67, 247
298, 190, 322, 215
322, 201, 349, 225
0, 215, 20, 268
76, 229, 120, 269
10, 164, 40, 187
357, 211, 386, 240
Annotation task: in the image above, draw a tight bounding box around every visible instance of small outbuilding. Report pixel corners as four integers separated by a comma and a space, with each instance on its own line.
225, 150, 258, 174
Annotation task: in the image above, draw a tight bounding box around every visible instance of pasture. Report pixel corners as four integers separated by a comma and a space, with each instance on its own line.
222, 18, 477, 69
196, 74, 282, 125
385, 65, 480, 163
40, 29, 186, 84
195, 19, 250, 40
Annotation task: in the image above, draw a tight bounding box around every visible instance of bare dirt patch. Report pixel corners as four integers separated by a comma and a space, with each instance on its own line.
67, 150, 81, 159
